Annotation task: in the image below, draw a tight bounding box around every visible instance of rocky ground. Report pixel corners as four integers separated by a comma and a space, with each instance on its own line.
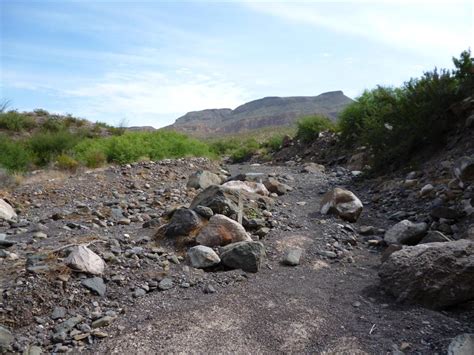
1, 156, 473, 354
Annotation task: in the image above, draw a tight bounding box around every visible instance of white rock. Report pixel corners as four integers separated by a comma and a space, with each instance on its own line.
320, 188, 363, 223
221, 180, 269, 196
187, 245, 221, 268
448, 333, 474, 355
0, 199, 17, 222
420, 184, 434, 196
65, 245, 105, 275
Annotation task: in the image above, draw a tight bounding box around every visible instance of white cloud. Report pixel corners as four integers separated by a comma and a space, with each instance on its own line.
245, 2, 473, 55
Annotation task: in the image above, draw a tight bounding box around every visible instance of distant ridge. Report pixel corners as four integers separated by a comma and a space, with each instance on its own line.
167, 91, 353, 137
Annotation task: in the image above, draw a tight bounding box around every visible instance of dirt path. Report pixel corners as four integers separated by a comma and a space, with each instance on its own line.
93, 163, 473, 354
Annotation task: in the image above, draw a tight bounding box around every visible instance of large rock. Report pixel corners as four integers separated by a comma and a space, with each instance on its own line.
65, 245, 105, 275
263, 177, 292, 195
448, 333, 474, 355
165, 208, 203, 237
320, 188, 363, 222
379, 240, 474, 309
196, 214, 251, 247
220, 241, 265, 273
384, 219, 428, 245
0, 199, 16, 222
81, 277, 106, 296
347, 151, 368, 171
453, 156, 474, 183
190, 185, 273, 218
221, 180, 269, 196
187, 245, 221, 268
187, 170, 222, 190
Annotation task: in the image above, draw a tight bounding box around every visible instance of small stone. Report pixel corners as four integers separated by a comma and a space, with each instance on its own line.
203, 284, 216, 294
352, 301, 361, 308
187, 245, 221, 268
420, 184, 434, 197
81, 277, 106, 296
283, 248, 303, 266
159, 278, 174, 291
118, 218, 131, 225
91, 316, 114, 329
0, 325, 13, 350
318, 250, 337, 259
32, 231, 48, 239
133, 288, 147, 298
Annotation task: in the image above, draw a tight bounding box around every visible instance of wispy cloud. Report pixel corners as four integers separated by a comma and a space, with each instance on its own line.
245, 2, 473, 55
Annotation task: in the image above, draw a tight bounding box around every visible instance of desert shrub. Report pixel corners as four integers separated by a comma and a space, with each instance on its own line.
0, 135, 31, 171
28, 130, 81, 166
0, 111, 36, 131
230, 139, 259, 163
338, 49, 472, 171
263, 134, 285, 151
33, 108, 49, 116
296, 115, 335, 143
41, 117, 65, 132
56, 154, 79, 171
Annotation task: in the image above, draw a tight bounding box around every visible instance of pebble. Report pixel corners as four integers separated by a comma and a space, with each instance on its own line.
159, 278, 174, 291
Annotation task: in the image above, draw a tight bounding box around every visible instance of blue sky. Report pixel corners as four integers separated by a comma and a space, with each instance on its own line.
1, 0, 473, 128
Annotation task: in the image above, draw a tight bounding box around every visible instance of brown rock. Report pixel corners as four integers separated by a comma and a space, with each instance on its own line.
196, 214, 251, 247
320, 188, 363, 222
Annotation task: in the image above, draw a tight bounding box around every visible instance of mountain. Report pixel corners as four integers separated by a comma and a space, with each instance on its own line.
167, 91, 353, 137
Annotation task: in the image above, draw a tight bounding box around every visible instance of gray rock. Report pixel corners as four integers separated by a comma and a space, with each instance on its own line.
54, 315, 83, 333
24, 345, 43, 355
448, 333, 474, 355
419, 231, 451, 244
91, 316, 114, 329
193, 205, 214, 219
302, 163, 325, 174
379, 240, 474, 309
159, 278, 174, 291
0, 325, 13, 351
187, 245, 221, 268
320, 188, 363, 223
318, 250, 337, 259
384, 220, 428, 245
51, 306, 67, 320
420, 184, 434, 196
196, 214, 251, 247
0, 199, 16, 222
430, 207, 462, 220
81, 277, 106, 296
187, 170, 222, 190
165, 208, 203, 237
283, 248, 303, 266
220, 241, 265, 273
133, 288, 147, 298
203, 284, 216, 294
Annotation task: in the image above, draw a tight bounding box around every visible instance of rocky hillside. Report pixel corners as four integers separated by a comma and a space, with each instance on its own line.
167, 91, 353, 137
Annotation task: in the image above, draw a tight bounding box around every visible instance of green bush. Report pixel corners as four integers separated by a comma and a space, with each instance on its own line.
28, 130, 81, 166
230, 139, 259, 163
0, 111, 36, 131
338, 49, 472, 171
56, 154, 79, 171
0, 135, 31, 171
296, 115, 335, 143
263, 134, 285, 151
41, 117, 65, 132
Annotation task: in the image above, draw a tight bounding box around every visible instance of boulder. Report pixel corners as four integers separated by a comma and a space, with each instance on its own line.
187, 170, 222, 190
302, 163, 325, 174
453, 156, 474, 183
164, 208, 203, 237
0, 199, 16, 222
190, 185, 273, 218
384, 219, 428, 245
221, 180, 269, 196
187, 245, 221, 268
379, 239, 474, 309
196, 214, 251, 247
220, 241, 265, 273
347, 151, 368, 171
263, 177, 292, 195
448, 333, 474, 355
65, 245, 105, 275
320, 188, 363, 222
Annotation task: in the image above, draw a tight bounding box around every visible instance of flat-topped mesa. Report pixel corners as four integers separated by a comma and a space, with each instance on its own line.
168, 91, 353, 137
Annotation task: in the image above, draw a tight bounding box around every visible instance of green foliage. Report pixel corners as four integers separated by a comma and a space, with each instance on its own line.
28, 131, 81, 166
262, 134, 285, 151
338, 49, 472, 171
209, 137, 260, 162
0, 135, 31, 172
56, 154, 79, 171
296, 115, 335, 143
0, 111, 37, 131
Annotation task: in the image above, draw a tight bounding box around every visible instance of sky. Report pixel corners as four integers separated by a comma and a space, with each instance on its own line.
1, 0, 473, 128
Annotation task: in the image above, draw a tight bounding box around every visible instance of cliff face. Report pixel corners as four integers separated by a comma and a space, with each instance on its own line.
168, 91, 353, 137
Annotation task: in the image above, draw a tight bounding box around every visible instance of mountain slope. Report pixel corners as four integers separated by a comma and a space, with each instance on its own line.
167, 91, 353, 137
